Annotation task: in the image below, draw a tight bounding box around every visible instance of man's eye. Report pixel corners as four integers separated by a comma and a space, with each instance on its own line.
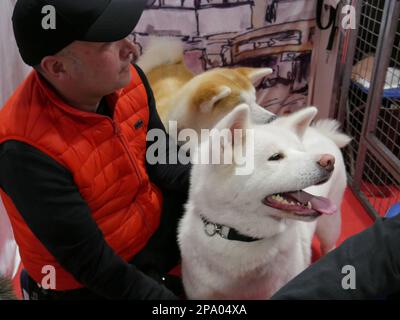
268, 153, 284, 161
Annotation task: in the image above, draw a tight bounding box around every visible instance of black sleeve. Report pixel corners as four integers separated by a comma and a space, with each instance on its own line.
0, 141, 178, 300
271, 215, 400, 300
133, 64, 191, 196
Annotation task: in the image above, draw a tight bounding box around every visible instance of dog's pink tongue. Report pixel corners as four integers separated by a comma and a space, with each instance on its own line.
310, 196, 337, 215
288, 191, 337, 215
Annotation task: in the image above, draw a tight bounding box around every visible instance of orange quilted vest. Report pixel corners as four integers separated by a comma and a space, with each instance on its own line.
0, 65, 163, 290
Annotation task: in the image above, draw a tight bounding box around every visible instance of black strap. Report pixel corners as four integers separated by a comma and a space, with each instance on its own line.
226, 228, 263, 243
316, 0, 339, 51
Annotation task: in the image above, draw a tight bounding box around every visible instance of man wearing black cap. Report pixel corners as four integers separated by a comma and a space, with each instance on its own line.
0, 0, 189, 300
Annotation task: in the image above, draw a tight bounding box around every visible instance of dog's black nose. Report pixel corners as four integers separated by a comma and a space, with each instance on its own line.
317, 154, 335, 172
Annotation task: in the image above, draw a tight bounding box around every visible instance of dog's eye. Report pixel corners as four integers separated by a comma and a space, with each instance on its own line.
268, 153, 284, 161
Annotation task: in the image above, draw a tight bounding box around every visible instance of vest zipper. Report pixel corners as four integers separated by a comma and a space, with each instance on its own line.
112, 121, 143, 187
112, 121, 151, 233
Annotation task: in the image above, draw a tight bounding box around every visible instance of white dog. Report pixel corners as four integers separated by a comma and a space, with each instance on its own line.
178, 105, 351, 300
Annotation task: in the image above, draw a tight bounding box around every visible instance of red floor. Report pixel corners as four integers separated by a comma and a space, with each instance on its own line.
11, 187, 375, 299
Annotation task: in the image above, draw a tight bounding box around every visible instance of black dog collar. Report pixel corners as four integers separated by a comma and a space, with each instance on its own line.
200, 215, 263, 243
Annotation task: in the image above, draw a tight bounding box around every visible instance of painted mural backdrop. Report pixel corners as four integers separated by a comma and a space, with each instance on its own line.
133, 0, 316, 114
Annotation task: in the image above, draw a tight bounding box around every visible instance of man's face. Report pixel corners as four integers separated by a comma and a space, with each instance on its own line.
62, 36, 137, 97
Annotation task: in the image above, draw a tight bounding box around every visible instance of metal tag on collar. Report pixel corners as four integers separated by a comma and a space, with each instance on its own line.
204, 221, 219, 237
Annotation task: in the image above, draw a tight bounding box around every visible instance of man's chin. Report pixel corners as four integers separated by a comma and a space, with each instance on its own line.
116, 72, 132, 90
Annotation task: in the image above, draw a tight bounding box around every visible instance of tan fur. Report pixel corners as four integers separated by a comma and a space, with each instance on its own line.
144, 52, 272, 134
351, 55, 374, 83
146, 62, 194, 123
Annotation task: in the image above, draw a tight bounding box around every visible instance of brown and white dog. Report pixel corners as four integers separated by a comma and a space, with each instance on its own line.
137, 37, 275, 134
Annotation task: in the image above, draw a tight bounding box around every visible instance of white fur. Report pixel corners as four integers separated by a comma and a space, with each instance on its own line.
312, 119, 352, 148
178, 106, 350, 299
137, 37, 184, 73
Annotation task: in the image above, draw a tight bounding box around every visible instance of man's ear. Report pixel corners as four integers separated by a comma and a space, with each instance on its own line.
274, 106, 318, 139
235, 67, 273, 85
40, 56, 67, 78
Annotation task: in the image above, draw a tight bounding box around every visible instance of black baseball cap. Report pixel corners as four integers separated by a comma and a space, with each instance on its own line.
12, 0, 148, 66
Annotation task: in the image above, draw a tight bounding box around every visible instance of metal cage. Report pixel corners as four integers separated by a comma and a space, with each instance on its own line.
337, 0, 400, 219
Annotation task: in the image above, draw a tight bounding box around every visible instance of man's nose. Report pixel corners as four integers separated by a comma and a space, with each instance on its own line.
317, 154, 335, 172
120, 37, 137, 60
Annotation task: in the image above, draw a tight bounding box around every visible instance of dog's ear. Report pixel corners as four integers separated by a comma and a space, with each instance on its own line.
207, 104, 252, 174
250, 104, 276, 124
277, 106, 318, 138
214, 103, 250, 140
211, 104, 250, 158
236, 67, 273, 85
197, 86, 232, 113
